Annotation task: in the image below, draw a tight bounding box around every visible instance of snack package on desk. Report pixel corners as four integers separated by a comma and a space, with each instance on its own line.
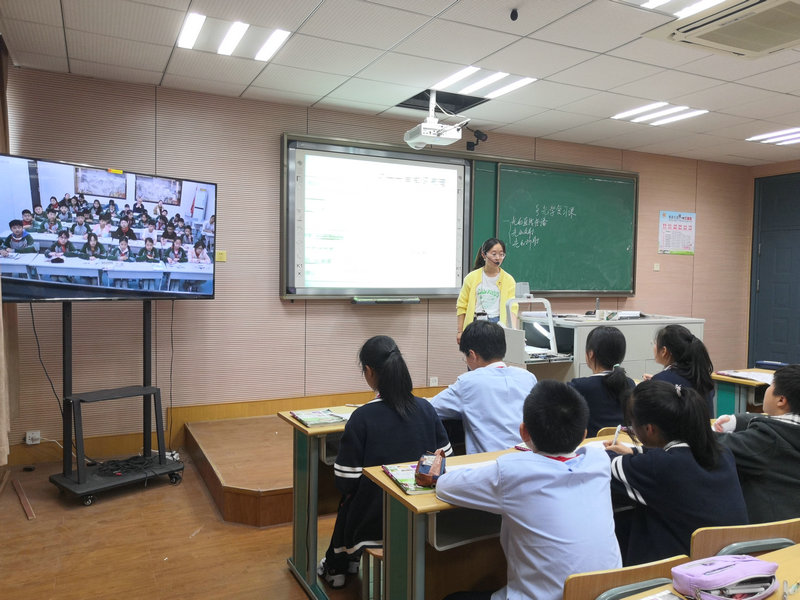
414, 448, 446, 487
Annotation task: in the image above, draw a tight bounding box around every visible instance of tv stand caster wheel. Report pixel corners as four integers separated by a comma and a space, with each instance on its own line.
82, 495, 96, 506
169, 473, 182, 485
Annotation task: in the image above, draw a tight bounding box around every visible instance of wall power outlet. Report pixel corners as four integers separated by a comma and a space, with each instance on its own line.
25, 430, 41, 445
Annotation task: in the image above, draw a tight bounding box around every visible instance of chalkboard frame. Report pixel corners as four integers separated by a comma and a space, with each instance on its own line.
473, 159, 638, 296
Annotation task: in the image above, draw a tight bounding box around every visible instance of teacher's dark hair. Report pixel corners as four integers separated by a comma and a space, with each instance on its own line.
473, 237, 506, 270
359, 335, 416, 418
655, 325, 714, 399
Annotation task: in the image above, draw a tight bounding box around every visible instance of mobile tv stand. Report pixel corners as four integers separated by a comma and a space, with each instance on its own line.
49, 301, 183, 506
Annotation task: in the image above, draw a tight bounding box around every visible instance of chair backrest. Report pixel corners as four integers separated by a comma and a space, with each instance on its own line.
596, 426, 620, 437
690, 517, 800, 559
563, 555, 690, 600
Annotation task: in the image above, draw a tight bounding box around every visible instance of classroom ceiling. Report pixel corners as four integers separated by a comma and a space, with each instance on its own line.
3, 0, 800, 166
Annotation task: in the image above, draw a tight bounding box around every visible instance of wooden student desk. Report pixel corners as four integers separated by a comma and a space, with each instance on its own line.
618, 543, 800, 599
712, 368, 774, 414
277, 406, 357, 600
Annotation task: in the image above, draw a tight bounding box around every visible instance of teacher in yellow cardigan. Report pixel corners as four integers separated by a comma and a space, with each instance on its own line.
456, 238, 517, 344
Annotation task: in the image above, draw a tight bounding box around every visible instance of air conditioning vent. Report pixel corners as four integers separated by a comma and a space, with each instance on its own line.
646, 0, 800, 58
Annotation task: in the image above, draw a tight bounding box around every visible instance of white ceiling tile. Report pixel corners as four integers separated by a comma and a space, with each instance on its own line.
366, 0, 454, 17
440, 0, 593, 35
314, 96, 394, 115
664, 111, 752, 135
65, 30, 172, 71
0, 0, 63, 26
702, 119, 792, 141
530, 1, 671, 53
677, 50, 800, 82
325, 77, 420, 107
69, 59, 163, 85
672, 83, 775, 112
250, 64, 348, 96
135, 0, 190, 10
549, 55, 663, 90
188, 0, 321, 29
736, 62, 800, 93
593, 125, 688, 149
611, 69, 722, 102
609, 37, 711, 68
494, 110, 598, 138
241, 86, 322, 106
634, 133, 733, 156
498, 80, 597, 109
544, 118, 642, 144
0, 19, 66, 57
358, 53, 464, 89
62, 0, 184, 46
272, 35, 384, 77
720, 93, 800, 120
165, 48, 266, 85
299, 0, 429, 50
393, 19, 518, 64
560, 91, 656, 118
475, 38, 597, 79
767, 110, 800, 126
462, 100, 546, 123
160, 73, 248, 97
5, 50, 69, 72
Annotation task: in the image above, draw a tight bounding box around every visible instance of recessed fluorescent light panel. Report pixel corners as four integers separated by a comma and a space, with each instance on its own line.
613, 0, 727, 18
255, 29, 291, 61
746, 127, 800, 146
485, 77, 536, 99
459, 72, 508, 95
612, 102, 707, 126
218, 21, 249, 55
177, 12, 206, 49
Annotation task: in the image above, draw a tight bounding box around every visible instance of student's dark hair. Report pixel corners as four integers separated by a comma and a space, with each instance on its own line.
47, 208, 56, 215
459, 320, 506, 361
359, 335, 416, 418
144, 237, 154, 244
57, 229, 69, 237
772, 365, 800, 413
86, 232, 98, 243
472, 237, 506, 270
655, 324, 714, 398
586, 326, 632, 409
194, 240, 205, 249
524, 380, 588, 454
626, 379, 720, 470
21, 209, 31, 215
100, 213, 110, 221
9, 219, 22, 228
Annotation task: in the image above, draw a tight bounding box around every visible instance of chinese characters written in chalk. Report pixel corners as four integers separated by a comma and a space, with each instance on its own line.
507, 204, 577, 248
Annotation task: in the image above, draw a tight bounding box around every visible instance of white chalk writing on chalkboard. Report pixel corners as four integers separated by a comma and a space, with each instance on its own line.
507, 205, 577, 249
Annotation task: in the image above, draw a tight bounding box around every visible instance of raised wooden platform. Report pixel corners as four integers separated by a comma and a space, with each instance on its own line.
186, 415, 339, 527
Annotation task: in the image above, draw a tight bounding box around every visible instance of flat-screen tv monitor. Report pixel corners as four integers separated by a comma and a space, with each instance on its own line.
0, 154, 217, 302
282, 137, 470, 299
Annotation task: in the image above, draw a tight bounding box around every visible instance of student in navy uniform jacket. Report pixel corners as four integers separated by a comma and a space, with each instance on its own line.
714, 364, 800, 523
606, 380, 747, 565
645, 324, 715, 416
317, 335, 451, 589
569, 326, 635, 437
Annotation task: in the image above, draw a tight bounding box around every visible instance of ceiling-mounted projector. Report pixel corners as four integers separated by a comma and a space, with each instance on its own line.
404, 117, 464, 150
404, 89, 469, 149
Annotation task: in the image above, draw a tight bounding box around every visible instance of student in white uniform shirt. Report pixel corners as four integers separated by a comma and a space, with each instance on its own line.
436, 380, 622, 600
430, 320, 537, 454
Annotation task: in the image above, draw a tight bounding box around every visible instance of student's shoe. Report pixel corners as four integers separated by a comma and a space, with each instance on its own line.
348, 558, 360, 575
317, 558, 346, 589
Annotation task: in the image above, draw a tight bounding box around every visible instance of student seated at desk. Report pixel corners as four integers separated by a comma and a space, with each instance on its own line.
136, 237, 161, 263
111, 217, 137, 242
318, 335, 451, 589
713, 364, 800, 524
164, 238, 187, 264
436, 380, 621, 600
70, 211, 92, 240
108, 237, 134, 262
38, 208, 62, 234
430, 320, 537, 454
21, 209, 35, 231
606, 380, 747, 566
92, 214, 112, 238
78, 233, 107, 260
569, 326, 635, 437
1, 219, 37, 256
45, 229, 78, 258
644, 324, 715, 415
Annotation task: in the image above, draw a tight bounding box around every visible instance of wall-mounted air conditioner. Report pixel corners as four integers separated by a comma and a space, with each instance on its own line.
645, 0, 800, 58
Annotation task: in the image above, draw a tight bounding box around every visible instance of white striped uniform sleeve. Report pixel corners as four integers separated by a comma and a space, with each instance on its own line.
610, 454, 647, 506
334, 462, 363, 479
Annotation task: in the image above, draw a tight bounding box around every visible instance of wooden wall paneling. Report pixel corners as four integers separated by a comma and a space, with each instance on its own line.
426, 299, 468, 387
535, 138, 624, 171
751, 159, 800, 179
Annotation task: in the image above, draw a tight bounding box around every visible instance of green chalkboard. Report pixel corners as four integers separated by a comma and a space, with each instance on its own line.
497, 163, 637, 294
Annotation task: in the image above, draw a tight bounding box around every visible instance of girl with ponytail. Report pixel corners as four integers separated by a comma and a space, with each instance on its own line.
569, 326, 635, 436
605, 380, 747, 566
318, 335, 451, 588
645, 324, 715, 414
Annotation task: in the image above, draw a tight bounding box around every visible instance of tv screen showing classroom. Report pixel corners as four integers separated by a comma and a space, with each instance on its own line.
282, 138, 470, 298
0, 154, 218, 302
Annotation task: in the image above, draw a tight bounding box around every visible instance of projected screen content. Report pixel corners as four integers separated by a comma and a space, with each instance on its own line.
284, 140, 469, 298
0, 154, 217, 302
